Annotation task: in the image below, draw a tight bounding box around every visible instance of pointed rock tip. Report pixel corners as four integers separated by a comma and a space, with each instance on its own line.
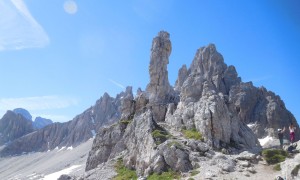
157, 31, 170, 39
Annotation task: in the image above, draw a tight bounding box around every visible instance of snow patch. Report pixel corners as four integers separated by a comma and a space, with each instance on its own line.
247, 123, 256, 128
42, 165, 81, 180
67, 146, 73, 150
91, 130, 96, 137
258, 136, 273, 146
57, 146, 66, 152
91, 117, 95, 124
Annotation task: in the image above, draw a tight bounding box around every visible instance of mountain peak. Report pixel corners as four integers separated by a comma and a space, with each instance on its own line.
13, 108, 32, 121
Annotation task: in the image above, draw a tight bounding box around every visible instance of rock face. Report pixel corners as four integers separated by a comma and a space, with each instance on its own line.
85, 31, 298, 178
229, 83, 299, 139
0, 90, 127, 156
146, 31, 175, 122
0, 111, 34, 145
166, 44, 258, 149
33, 117, 53, 129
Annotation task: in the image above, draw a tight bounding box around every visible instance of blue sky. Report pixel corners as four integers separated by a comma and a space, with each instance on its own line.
0, 0, 299, 123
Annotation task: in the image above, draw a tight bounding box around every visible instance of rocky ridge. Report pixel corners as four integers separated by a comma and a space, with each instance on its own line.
0, 108, 54, 147
0, 110, 34, 146
0, 89, 133, 156
84, 31, 299, 179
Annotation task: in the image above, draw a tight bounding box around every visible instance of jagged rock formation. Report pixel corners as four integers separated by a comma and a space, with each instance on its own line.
229, 83, 299, 139
33, 117, 53, 129
85, 31, 299, 178
0, 111, 34, 145
146, 31, 176, 122
0, 90, 131, 156
165, 44, 259, 149
0, 109, 53, 146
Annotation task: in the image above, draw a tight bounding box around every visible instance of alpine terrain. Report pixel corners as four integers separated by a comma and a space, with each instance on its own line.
0, 31, 299, 180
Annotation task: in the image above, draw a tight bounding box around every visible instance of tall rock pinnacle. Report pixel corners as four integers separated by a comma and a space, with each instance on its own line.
146, 31, 173, 121
146, 31, 172, 102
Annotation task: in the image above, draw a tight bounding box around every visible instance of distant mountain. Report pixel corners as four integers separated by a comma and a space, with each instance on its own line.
13, 108, 32, 121
0, 90, 129, 156
33, 117, 53, 129
0, 108, 54, 147
0, 111, 34, 145
13, 108, 53, 129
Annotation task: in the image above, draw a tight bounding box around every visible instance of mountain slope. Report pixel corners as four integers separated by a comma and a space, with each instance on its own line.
0, 111, 34, 145
0, 90, 131, 156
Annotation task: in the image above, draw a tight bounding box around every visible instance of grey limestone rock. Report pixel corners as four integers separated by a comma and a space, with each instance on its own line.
158, 143, 192, 172
235, 151, 256, 161
120, 86, 135, 121
229, 83, 299, 139
84, 31, 299, 178
211, 154, 236, 172
0, 110, 34, 146
146, 31, 174, 122
85, 122, 127, 171
174, 64, 188, 92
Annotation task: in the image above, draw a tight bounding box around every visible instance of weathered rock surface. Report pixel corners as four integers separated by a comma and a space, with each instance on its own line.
0, 111, 34, 145
85, 31, 300, 178
146, 31, 175, 122
166, 44, 260, 149
229, 83, 299, 139
280, 152, 300, 179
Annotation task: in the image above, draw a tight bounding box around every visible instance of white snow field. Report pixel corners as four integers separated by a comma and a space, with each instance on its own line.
0, 138, 93, 180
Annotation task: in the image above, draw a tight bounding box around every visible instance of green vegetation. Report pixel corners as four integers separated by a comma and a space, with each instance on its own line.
273, 164, 281, 171
262, 149, 288, 164
147, 170, 180, 180
291, 164, 300, 176
167, 141, 183, 149
119, 119, 132, 125
182, 128, 203, 141
151, 129, 169, 145
190, 170, 200, 176
187, 178, 195, 180
113, 158, 137, 180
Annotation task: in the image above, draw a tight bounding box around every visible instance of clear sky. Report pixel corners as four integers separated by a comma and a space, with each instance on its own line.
0, 0, 299, 123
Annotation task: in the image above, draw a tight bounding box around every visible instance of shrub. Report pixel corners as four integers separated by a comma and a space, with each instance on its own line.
291, 164, 300, 176
147, 170, 180, 180
119, 119, 132, 125
114, 158, 137, 180
151, 129, 168, 145
273, 164, 281, 171
191, 170, 200, 176
182, 128, 203, 141
262, 149, 288, 164
167, 141, 183, 149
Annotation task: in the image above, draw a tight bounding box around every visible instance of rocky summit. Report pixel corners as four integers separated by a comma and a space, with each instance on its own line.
84, 31, 299, 179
